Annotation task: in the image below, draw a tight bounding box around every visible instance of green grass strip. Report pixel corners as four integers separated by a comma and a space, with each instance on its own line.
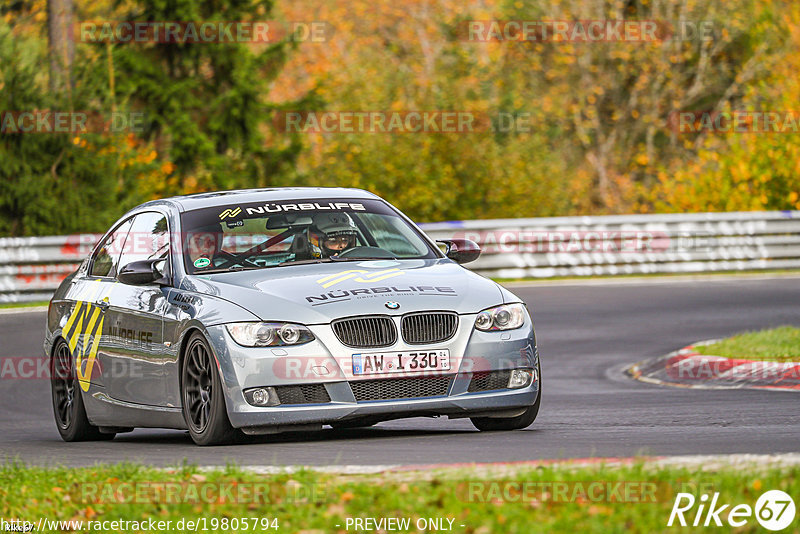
0, 301, 48, 309
0, 460, 797, 533
695, 326, 800, 363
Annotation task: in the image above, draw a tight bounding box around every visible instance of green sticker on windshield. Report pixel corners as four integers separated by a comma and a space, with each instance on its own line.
194, 257, 211, 269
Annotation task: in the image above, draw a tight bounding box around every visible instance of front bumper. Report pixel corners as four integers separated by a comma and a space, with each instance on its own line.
204, 313, 539, 430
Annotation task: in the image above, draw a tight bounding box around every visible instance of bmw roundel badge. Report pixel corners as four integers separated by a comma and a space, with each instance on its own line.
385, 301, 400, 310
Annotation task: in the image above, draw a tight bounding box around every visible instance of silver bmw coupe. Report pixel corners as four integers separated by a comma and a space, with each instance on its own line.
46, 188, 540, 445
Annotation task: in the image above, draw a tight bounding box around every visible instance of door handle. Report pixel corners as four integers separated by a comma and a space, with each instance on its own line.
96, 297, 110, 311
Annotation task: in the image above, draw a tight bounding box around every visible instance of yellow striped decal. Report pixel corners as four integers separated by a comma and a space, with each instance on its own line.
316, 268, 404, 289
63, 281, 107, 392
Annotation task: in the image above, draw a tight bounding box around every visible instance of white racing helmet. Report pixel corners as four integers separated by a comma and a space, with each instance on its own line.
308, 212, 359, 257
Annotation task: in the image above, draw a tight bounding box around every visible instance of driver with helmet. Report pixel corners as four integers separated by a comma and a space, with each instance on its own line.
307, 212, 359, 258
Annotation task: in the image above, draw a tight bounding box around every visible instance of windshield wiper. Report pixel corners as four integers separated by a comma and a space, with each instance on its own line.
329, 255, 397, 262
197, 265, 266, 274
278, 258, 336, 266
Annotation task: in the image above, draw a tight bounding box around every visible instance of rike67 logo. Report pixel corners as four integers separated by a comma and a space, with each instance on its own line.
668, 490, 796, 530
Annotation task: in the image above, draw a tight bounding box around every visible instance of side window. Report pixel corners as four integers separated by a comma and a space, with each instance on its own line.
117, 212, 170, 273
90, 219, 134, 278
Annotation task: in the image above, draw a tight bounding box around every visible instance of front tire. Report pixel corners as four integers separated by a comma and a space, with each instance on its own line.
181, 333, 237, 446
51, 339, 115, 442
470, 365, 541, 432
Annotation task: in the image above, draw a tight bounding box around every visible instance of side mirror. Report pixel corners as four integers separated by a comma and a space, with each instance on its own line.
118, 259, 168, 286
437, 239, 481, 264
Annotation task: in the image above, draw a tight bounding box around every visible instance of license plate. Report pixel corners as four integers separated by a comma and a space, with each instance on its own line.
352, 350, 450, 376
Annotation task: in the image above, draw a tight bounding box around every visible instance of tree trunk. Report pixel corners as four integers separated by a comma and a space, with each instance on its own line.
47, 0, 75, 95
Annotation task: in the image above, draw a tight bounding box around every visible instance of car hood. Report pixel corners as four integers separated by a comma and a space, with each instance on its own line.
181, 259, 505, 324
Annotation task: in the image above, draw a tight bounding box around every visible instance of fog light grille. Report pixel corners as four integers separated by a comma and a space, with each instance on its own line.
467, 370, 512, 392
273, 384, 331, 404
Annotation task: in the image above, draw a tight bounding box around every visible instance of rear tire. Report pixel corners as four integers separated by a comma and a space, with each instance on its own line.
470, 364, 541, 432
182, 333, 237, 446
51, 339, 115, 442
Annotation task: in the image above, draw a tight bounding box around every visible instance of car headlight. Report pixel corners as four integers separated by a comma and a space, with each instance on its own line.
474, 303, 527, 331
225, 322, 315, 347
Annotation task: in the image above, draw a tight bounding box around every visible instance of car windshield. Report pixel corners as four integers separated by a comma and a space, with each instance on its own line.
179, 198, 439, 274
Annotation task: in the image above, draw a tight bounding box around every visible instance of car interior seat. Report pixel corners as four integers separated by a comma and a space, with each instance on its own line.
290, 233, 312, 260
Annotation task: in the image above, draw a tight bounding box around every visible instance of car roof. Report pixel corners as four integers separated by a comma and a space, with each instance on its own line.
136, 187, 381, 213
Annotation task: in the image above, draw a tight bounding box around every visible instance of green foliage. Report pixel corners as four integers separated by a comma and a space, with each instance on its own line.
273, 0, 790, 220
1, 0, 799, 235
0, 21, 124, 235
110, 0, 307, 192
0, 0, 308, 236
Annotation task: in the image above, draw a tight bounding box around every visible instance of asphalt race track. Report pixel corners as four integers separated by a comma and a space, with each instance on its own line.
1, 276, 798, 468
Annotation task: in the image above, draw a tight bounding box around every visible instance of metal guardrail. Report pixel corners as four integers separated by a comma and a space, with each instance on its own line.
422, 210, 800, 279
1, 211, 798, 302
0, 234, 100, 303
